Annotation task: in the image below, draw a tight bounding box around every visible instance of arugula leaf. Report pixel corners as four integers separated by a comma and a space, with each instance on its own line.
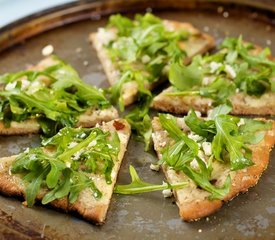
105, 13, 189, 111
0, 56, 110, 136
159, 113, 231, 199
108, 14, 134, 36
212, 115, 254, 170
24, 163, 50, 207
11, 126, 120, 206
125, 95, 152, 151
184, 110, 216, 141
239, 119, 272, 144
114, 165, 187, 194
208, 103, 232, 119
180, 157, 231, 200
169, 56, 203, 91
159, 114, 198, 154
168, 36, 275, 103
158, 111, 272, 199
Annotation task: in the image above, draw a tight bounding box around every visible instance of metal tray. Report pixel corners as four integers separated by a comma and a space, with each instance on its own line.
0, 1, 274, 239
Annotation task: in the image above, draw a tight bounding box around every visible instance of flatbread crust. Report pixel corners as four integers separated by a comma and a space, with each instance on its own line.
152, 87, 275, 116
0, 119, 131, 224
152, 43, 275, 116
152, 117, 275, 221
0, 57, 118, 135
90, 19, 215, 106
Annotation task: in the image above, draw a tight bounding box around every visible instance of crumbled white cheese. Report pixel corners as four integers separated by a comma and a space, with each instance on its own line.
237, 118, 245, 127
27, 81, 42, 94
190, 158, 199, 170
107, 144, 113, 149
65, 162, 71, 168
162, 65, 169, 75
150, 163, 160, 171
141, 55, 151, 64
162, 189, 173, 198
8, 166, 12, 176
198, 150, 205, 160
75, 47, 82, 53
24, 147, 30, 153
177, 118, 190, 132
42, 44, 54, 56
88, 140, 97, 148
202, 77, 211, 86
72, 149, 84, 160
225, 64, 236, 79
207, 109, 213, 119
188, 132, 203, 142
194, 111, 202, 117
68, 141, 78, 149
97, 28, 116, 46
5, 81, 17, 91
20, 79, 31, 90
209, 61, 222, 73
80, 133, 86, 139
202, 142, 212, 156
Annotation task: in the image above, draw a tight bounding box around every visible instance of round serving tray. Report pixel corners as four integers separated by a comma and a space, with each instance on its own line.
0, 1, 274, 239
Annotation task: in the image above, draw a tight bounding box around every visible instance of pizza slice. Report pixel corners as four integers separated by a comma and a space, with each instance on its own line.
90, 13, 214, 109
0, 56, 118, 135
151, 106, 275, 221
0, 119, 131, 224
152, 36, 275, 115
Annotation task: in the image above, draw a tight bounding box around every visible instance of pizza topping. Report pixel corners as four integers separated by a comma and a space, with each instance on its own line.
11, 126, 120, 207
167, 36, 275, 103
150, 163, 160, 171
158, 104, 272, 199
114, 165, 187, 195
113, 120, 125, 130
0, 56, 111, 136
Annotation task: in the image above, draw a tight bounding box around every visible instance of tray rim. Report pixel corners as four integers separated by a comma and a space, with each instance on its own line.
0, 0, 275, 53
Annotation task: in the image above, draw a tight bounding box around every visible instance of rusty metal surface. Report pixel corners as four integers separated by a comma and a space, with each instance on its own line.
0, 1, 274, 239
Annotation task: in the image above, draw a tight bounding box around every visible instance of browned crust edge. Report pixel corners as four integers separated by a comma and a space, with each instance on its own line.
152, 88, 275, 116
0, 119, 131, 224
152, 117, 275, 221
89, 19, 215, 106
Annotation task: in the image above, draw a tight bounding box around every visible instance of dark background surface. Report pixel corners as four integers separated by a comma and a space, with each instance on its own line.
0, 1, 274, 239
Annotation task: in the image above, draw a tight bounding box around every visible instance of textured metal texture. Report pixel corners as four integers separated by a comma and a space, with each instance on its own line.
0, 1, 274, 239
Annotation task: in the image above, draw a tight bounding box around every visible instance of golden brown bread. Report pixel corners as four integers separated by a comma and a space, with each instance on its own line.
152, 117, 275, 221
0, 119, 131, 224
90, 19, 215, 106
152, 42, 275, 116
0, 57, 119, 135
152, 87, 275, 116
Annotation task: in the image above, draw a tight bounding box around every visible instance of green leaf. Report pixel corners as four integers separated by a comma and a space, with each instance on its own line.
184, 110, 216, 140
25, 165, 50, 207
114, 165, 187, 194
0, 56, 110, 137
12, 126, 120, 206
180, 157, 231, 200
46, 159, 66, 188
208, 103, 232, 119
212, 115, 254, 170
161, 140, 195, 170
169, 57, 203, 91
239, 119, 272, 144
112, 37, 138, 62
108, 14, 134, 36
159, 114, 199, 154
106, 13, 191, 110
125, 95, 152, 151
